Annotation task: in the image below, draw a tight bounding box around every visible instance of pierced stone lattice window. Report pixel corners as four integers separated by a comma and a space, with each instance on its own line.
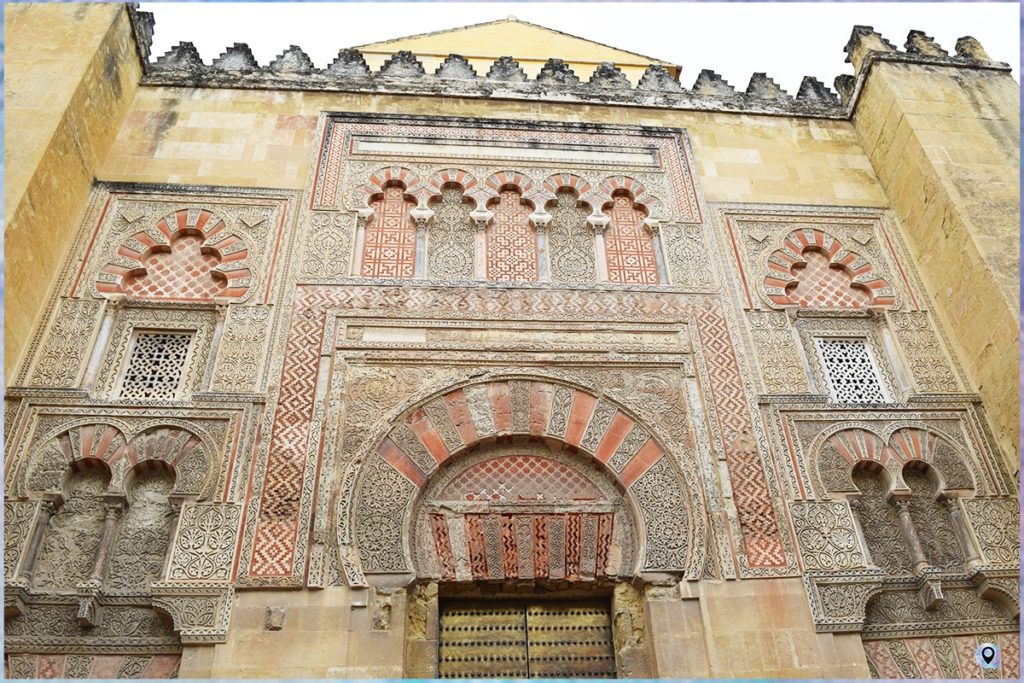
120, 331, 193, 399
815, 337, 889, 403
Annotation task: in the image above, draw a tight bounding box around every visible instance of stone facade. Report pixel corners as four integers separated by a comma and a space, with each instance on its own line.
4, 5, 1019, 679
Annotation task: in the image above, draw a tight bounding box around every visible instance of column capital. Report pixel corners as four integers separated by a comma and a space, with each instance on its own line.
587, 212, 610, 234
470, 208, 493, 232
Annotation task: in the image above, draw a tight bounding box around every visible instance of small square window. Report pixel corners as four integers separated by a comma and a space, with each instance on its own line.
815, 337, 890, 404
120, 331, 193, 399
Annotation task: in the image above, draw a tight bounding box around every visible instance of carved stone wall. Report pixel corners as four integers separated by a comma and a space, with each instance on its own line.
6, 105, 1019, 679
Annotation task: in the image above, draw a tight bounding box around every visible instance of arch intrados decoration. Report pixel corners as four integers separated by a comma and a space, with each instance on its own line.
815, 425, 975, 499
355, 166, 427, 209
346, 375, 697, 582
540, 173, 601, 208
95, 208, 253, 302
426, 168, 478, 197
762, 228, 895, 309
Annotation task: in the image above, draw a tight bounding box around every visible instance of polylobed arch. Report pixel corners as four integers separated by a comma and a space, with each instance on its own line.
813, 425, 976, 499
95, 208, 253, 301
21, 422, 214, 500
346, 376, 698, 583
763, 228, 895, 309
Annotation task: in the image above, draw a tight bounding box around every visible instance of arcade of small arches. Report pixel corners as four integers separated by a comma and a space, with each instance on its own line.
351, 167, 667, 285
815, 426, 984, 577
9, 422, 215, 595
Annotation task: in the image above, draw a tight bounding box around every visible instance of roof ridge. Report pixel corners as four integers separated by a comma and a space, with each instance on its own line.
350, 16, 679, 68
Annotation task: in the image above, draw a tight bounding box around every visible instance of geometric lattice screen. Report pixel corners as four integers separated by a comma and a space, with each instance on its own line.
815, 337, 889, 403
119, 331, 193, 399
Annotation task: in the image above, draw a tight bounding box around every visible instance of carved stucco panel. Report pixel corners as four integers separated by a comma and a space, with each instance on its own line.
165, 502, 242, 583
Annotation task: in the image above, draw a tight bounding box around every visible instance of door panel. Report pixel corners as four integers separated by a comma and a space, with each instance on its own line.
438, 599, 616, 679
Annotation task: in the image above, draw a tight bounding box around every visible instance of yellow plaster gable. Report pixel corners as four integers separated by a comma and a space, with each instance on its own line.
352, 18, 680, 85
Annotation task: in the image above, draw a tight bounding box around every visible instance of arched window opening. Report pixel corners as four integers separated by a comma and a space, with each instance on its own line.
851, 464, 911, 575
603, 192, 659, 285
33, 463, 111, 590
362, 183, 417, 278
426, 185, 475, 280
486, 188, 537, 282
107, 463, 178, 590
903, 464, 965, 572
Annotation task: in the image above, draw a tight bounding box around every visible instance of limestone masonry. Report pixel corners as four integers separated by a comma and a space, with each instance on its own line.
4, 3, 1019, 678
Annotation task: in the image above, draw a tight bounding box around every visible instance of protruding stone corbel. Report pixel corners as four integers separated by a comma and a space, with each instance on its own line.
916, 576, 945, 611
151, 583, 235, 644
905, 30, 949, 57
843, 25, 899, 74
955, 36, 991, 61
4, 589, 26, 618
77, 592, 103, 627
972, 573, 1020, 618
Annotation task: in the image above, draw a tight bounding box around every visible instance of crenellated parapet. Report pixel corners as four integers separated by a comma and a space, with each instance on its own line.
131, 8, 1010, 121
143, 41, 842, 117
837, 25, 1011, 106
128, 3, 1011, 119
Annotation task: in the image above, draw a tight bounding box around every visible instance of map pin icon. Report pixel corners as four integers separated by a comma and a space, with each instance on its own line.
981, 646, 995, 664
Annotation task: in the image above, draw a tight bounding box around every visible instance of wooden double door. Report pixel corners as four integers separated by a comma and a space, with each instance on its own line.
438, 599, 616, 678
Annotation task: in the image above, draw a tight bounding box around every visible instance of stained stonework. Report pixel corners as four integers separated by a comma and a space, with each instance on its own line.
5, 9, 1019, 679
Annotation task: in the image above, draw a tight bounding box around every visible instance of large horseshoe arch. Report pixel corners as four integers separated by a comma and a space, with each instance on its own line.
343, 375, 699, 584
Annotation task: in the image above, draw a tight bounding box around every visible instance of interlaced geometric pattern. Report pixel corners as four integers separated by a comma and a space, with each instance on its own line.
438, 455, 606, 502
122, 234, 226, 300
787, 249, 871, 308
693, 302, 786, 566
815, 338, 889, 403
249, 295, 328, 575
487, 189, 537, 281
361, 186, 416, 278
119, 332, 192, 400
604, 194, 659, 285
